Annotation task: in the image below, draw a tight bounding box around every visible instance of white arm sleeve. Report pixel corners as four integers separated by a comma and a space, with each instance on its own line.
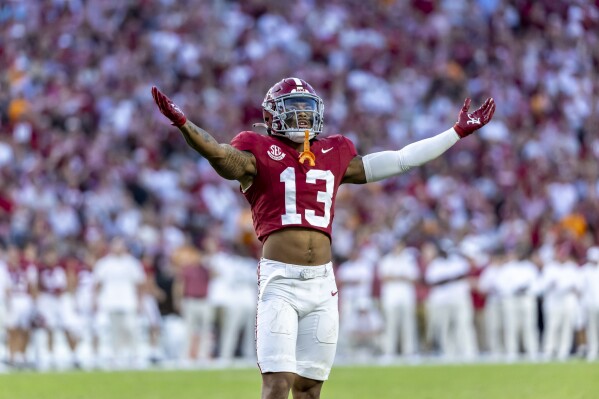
362, 128, 460, 182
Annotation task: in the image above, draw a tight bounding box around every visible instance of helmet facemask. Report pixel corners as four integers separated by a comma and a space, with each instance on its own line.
263, 93, 324, 143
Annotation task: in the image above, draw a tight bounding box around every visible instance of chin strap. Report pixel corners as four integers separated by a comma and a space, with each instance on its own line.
298, 130, 316, 166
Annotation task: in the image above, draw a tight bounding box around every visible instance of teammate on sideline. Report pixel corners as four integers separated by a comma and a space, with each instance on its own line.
152, 77, 495, 399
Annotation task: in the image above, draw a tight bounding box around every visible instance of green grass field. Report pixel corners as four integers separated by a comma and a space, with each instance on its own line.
1, 362, 598, 399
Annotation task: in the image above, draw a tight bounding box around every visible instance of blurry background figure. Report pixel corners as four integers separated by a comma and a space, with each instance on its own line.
204, 238, 235, 362
336, 248, 375, 357
70, 250, 100, 368
581, 247, 599, 362
344, 297, 384, 360
497, 246, 540, 362
476, 248, 505, 358
425, 242, 478, 361
93, 237, 145, 368
172, 236, 213, 364
140, 252, 165, 364
212, 244, 257, 363
0, 247, 10, 366
377, 242, 419, 359
539, 244, 583, 361
35, 247, 79, 369
5, 244, 38, 368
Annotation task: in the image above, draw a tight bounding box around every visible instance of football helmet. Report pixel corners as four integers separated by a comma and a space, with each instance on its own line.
262, 77, 324, 143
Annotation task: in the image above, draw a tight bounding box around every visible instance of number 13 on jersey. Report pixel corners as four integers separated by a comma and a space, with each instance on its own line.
280, 167, 334, 228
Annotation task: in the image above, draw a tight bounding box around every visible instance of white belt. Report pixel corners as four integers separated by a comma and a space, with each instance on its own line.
258, 262, 331, 301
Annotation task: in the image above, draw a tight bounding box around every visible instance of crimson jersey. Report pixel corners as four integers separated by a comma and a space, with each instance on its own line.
231, 131, 357, 242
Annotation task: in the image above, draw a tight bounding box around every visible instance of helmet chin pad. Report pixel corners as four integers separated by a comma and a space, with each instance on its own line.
272, 129, 316, 143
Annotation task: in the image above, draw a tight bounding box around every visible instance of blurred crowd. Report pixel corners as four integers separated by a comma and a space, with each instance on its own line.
1, 0, 599, 370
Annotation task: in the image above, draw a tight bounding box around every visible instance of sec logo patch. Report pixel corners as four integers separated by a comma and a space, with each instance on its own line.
268, 145, 285, 161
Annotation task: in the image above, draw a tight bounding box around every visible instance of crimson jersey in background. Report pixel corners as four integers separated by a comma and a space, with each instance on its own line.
231, 131, 357, 243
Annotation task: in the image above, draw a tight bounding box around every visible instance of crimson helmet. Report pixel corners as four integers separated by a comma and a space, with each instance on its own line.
262, 77, 324, 143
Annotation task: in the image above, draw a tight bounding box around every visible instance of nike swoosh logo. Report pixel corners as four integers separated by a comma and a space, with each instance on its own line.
322, 148, 333, 154
331, 290, 338, 296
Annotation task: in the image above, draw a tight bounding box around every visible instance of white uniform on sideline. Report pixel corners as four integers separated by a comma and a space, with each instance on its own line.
210, 252, 257, 361
478, 260, 504, 356
336, 252, 374, 356
344, 297, 384, 358
497, 257, 539, 361
0, 260, 9, 361
93, 239, 145, 367
539, 255, 582, 360
377, 244, 419, 357
426, 253, 477, 360
582, 247, 599, 361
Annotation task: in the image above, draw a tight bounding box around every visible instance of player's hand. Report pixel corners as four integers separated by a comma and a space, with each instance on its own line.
151, 86, 187, 127
453, 97, 495, 138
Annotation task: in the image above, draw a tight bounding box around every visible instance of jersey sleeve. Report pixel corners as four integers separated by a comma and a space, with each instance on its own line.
330, 135, 358, 163
231, 131, 259, 152
342, 136, 358, 159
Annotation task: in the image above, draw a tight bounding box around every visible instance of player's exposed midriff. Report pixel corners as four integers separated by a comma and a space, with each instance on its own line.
262, 227, 332, 266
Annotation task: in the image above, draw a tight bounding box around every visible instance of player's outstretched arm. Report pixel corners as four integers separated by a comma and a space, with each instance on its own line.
343, 97, 495, 184
151, 86, 256, 185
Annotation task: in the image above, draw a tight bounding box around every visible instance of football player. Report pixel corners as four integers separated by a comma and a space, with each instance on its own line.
152, 78, 495, 399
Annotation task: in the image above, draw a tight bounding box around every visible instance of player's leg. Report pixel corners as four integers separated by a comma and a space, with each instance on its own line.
257, 297, 299, 399
455, 297, 478, 359
256, 297, 299, 373
219, 304, 243, 360
502, 297, 517, 359
0, 305, 5, 362
293, 275, 338, 398
292, 375, 324, 399
436, 303, 451, 356
197, 300, 215, 361
485, 298, 502, 356
261, 372, 296, 399
556, 295, 576, 360
381, 303, 398, 357
257, 285, 301, 399
123, 311, 139, 365
542, 301, 559, 358
180, 298, 198, 360
521, 296, 539, 359
240, 305, 256, 359
400, 303, 417, 356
